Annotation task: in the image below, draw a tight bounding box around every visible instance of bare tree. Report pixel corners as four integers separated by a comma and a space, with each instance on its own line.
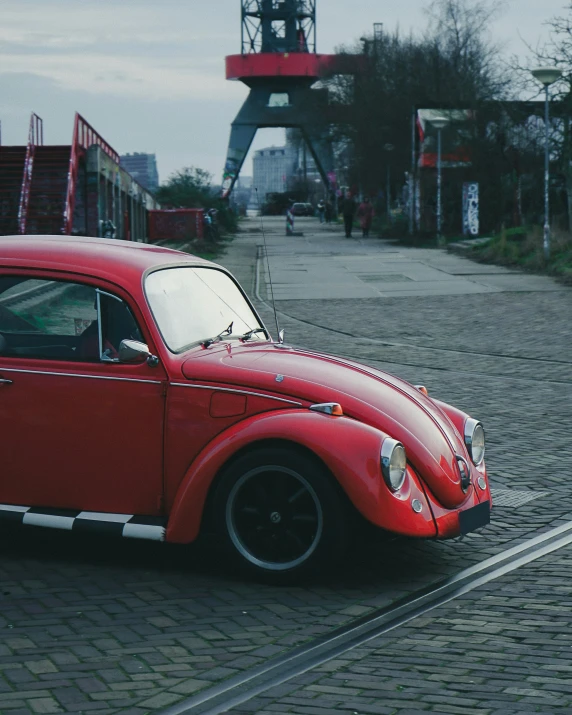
424, 0, 510, 103
320, 0, 512, 232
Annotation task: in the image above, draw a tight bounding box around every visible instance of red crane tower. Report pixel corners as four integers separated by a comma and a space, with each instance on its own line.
222, 0, 354, 198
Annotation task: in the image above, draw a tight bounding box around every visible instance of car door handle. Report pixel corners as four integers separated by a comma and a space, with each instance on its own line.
0, 378, 13, 386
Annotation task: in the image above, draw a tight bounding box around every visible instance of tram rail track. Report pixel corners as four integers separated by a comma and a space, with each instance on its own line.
160, 518, 572, 715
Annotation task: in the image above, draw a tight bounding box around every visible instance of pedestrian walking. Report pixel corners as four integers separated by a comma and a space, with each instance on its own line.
317, 199, 326, 223
357, 196, 375, 238
325, 199, 333, 224
341, 193, 356, 238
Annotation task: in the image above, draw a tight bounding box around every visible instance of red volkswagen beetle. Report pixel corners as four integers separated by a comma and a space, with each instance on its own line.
0, 236, 490, 579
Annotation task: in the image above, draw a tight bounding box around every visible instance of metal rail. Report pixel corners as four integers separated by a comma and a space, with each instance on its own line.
17, 113, 43, 235
63, 113, 120, 235
161, 518, 572, 715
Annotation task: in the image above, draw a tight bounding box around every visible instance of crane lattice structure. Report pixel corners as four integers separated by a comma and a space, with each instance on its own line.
222, 0, 358, 199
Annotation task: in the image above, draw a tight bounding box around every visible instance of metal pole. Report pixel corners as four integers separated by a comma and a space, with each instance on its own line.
437, 128, 442, 239
543, 84, 551, 259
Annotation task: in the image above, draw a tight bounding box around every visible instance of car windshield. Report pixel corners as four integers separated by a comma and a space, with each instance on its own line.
145, 266, 266, 352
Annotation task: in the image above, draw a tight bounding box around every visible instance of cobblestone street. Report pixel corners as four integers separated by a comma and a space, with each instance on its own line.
1, 218, 572, 714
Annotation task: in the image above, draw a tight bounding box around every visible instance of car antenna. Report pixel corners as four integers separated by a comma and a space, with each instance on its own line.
255, 187, 283, 343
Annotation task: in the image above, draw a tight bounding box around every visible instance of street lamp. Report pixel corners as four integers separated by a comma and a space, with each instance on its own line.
531, 66, 562, 259
383, 143, 394, 222
430, 115, 449, 242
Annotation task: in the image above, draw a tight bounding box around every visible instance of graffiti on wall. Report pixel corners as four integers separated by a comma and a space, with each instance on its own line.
462, 182, 479, 236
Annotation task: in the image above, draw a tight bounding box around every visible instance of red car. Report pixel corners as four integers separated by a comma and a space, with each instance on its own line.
0, 236, 490, 579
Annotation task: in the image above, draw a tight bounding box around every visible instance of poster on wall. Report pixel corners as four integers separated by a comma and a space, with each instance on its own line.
417, 109, 474, 168
462, 182, 479, 236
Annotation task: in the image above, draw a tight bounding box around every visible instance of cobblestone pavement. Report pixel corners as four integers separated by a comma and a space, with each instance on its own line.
230, 545, 572, 715
1, 219, 571, 714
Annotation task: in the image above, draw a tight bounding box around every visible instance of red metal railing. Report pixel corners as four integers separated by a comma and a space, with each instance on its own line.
18, 113, 43, 234
63, 113, 120, 235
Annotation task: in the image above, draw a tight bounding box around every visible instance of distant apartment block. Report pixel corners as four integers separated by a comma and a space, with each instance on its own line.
120, 153, 159, 193
234, 176, 253, 207
252, 146, 296, 199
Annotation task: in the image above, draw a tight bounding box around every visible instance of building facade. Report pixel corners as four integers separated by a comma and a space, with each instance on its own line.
119, 153, 159, 193
252, 146, 296, 200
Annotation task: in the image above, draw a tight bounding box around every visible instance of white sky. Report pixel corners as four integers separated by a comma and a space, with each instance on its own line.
0, 0, 567, 183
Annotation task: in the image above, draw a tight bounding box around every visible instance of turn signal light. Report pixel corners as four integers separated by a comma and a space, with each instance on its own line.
415, 385, 429, 396
310, 403, 344, 416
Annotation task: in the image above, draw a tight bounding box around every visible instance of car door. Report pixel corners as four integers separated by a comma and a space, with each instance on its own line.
0, 273, 166, 516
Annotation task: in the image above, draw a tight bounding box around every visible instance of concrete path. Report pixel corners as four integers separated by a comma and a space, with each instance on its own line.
251, 217, 566, 301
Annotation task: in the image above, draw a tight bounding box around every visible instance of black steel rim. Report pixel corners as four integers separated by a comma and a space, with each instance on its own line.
226, 465, 323, 571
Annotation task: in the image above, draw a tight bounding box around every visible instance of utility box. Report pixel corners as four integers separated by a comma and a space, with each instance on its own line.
148, 209, 204, 242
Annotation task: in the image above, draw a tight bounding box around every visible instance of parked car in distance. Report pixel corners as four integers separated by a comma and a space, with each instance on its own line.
291, 202, 314, 217
0, 236, 491, 580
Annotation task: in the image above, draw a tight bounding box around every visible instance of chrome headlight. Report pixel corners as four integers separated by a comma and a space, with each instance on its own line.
464, 419, 485, 466
381, 439, 407, 491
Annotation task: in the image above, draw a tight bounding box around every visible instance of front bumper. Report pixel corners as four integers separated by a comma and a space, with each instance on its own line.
424, 466, 492, 538
369, 463, 492, 540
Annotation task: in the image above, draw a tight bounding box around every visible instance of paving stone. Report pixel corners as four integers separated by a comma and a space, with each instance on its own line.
27, 698, 62, 714
137, 691, 182, 708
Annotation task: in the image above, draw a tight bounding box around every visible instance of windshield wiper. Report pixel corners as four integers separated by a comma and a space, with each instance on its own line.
240, 328, 267, 342
202, 322, 234, 348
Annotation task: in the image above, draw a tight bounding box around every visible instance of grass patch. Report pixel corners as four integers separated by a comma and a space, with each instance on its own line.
155, 232, 234, 262
471, 225, 572, 284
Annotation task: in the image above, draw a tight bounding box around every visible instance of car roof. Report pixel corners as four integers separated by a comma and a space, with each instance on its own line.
0, 235, 216, 286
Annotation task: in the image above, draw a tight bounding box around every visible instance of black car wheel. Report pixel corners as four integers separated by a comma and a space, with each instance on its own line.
213, 447, 348, 581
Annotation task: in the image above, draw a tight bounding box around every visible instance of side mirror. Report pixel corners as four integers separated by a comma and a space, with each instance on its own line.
118, 339, 159, 367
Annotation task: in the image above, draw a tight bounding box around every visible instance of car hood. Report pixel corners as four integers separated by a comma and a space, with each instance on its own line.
182, 342, 470, 507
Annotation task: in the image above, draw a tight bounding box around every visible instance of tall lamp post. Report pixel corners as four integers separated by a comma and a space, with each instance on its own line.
531, 67, 562, 259
430, 116, 449, 242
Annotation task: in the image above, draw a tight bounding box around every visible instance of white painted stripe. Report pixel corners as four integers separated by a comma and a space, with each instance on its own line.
76, 512, 132, 523
22, 513, 75, 530
0, 504, 30, 513
122, 523, 165, 541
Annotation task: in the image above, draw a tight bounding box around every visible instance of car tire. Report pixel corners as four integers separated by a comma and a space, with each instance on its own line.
213, 447, 348, 582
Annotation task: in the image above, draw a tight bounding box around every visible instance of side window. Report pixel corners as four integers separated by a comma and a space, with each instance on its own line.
0, 277, 141, 362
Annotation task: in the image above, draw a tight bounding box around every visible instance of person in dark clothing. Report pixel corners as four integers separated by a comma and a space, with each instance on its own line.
341, 193, 356, 238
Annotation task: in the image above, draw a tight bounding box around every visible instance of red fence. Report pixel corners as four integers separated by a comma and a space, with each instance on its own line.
148, 209, 205, 243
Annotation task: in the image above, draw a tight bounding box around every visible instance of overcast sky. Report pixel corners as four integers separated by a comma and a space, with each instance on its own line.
0, 0, 567, 183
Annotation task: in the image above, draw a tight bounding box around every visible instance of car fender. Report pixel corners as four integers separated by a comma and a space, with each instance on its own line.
166, 409, 398, 544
